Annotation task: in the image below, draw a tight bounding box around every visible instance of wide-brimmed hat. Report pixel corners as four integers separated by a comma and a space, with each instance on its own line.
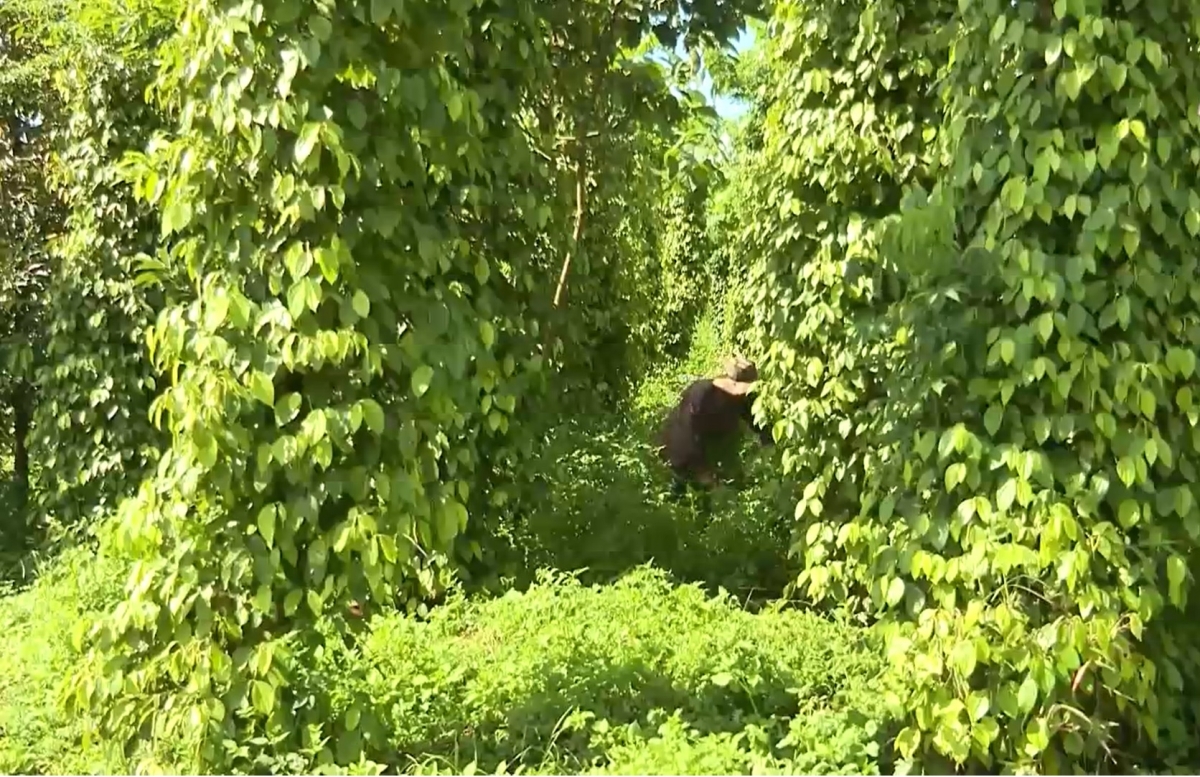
723, 354, 757, 382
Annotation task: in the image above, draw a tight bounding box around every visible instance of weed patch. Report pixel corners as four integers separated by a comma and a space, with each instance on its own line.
0, 546, 127, 773
302, 567, 894, 775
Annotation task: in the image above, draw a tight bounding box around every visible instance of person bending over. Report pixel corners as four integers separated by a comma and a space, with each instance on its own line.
656, 355, 773, 494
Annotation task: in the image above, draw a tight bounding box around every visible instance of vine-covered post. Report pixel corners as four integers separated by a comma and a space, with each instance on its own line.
883, 0, 1200, 769
739, 0, 1200, 770
68, 0, 563, 767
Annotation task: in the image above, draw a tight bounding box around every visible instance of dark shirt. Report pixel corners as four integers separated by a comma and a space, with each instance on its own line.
658, 378, 769, 473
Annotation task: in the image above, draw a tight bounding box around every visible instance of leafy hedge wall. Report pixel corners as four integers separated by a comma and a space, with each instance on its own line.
737, 0, 1200, 770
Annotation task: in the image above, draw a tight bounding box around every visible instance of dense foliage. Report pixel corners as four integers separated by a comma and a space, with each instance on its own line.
0, 0, 65, 535
7, 0, 1200, 772
29, 0, 756, 770
1, 550, 887, 774
733, 0, 1200, 771
30, 0, 176, 539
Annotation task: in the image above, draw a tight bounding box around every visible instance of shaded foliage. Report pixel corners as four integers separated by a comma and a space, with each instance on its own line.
30, 0, 177, 540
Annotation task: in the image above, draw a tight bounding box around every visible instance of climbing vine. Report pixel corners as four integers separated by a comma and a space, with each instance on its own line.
739, 0, 1200, 770
0, 0, 69, 532
30, 0, 177, 539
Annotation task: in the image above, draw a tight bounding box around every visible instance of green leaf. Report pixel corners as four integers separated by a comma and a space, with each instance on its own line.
967, 691, 990, 722
251, 680, 274, 715
1157, 136, 1172, 163
1045, 35, 1063, 66
449, 499, 468, 531
1177, 486, 1196, 518
277, 49, 300, 97
710, 671, 733, 687
974, 716, 1000, 749
1117, 456, 1137, 487
945, 462, 967, 491
370, 0, 392, 23
1026, 718, 1050, 753
1002, 177, 1027, 212
285, 245, 312, 280
351, 290, 371, 318
315, 246, 340, 283
1168, 554, 1187, 607
915, 431, 935, 460
997, 478, 1017, 512
1105, 61, 1127, 91
950, 640, 978, 678
412, 365, 434, 397
436, 501, 457, 543
161, 197, 193, 237
287, 280, 308, 320
275, 393, 302, 426
195, 429, 218, 468
447, 92, 463, 121
1167, 347, 1197, 378
308, 13, 332, 41
886, 577, 906, 607
1179, 387, 1194, 412
989, 14, 1007, 41
1118, 499, 1140, 528
347, 100, 368, 130
938, 427, 958, 459
249, 371, 275, 407
1059, 69, 1081, 101
984, 403, 1003, 436
1123, 229, 1140, 257
1127, 39, 1144, 65
203, 295, 229, 331
360, 399, 385, 434
257, 505, 277, 547
1017, 674, 1038, 713
295, 122, 321, 166
1140, 388, 1157, 419
895, 727, 921, 760
1182, 349, 1197, 378
1144, 39, 1163, 70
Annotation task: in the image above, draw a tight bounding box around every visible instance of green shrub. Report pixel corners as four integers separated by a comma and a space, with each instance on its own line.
0, 555, 886, 775
301, 567, 894, 775
481, 415, 793, 600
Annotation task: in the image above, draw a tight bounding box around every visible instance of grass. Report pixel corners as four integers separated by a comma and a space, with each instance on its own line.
0, 553, 894, 775
0, 545, 129, 774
